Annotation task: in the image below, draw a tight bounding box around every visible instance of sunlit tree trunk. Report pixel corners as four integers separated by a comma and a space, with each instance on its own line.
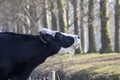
115, 0, 120, 52
66, 0, 69, 30
100, 0, 112, 53
57, 0, 67, 32
72, 0, 82, 53
80, 0, 86, 53
50, 1, 58, 30
88, 0, 97, 53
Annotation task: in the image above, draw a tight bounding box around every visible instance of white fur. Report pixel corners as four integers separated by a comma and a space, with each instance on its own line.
40, 28, 57, 37
57, 35, 80, 54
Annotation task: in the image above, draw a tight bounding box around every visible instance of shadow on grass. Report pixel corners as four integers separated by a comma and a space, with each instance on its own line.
70, 69, 120, 80
70, 70, 92, 80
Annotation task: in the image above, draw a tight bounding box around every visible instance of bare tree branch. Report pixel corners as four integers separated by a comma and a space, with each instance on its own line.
24, 8, 38, 28
16, 13, 30, 27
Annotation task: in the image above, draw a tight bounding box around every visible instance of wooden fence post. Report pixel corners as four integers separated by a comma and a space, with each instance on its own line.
28, 77, 32, 80
48, 70, 56, 80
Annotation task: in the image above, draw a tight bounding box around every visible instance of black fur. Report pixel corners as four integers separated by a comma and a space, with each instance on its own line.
0, 31, 74, 80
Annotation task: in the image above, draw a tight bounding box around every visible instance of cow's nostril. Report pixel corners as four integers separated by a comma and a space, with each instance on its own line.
77, 35, 80, 39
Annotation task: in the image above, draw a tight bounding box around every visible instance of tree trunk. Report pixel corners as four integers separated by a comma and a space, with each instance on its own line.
40, 0, 48, 29
88, 0, 97, 53
73, 0, 82, 54
66, 0, 69, 30
80, 0, 86, 53
115, 0, 120, 52
57, 0, 67, 32
50, 1, 58, 31
100, 0, 112, 53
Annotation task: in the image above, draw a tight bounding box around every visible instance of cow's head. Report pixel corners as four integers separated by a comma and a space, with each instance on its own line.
39, 28, 80, 54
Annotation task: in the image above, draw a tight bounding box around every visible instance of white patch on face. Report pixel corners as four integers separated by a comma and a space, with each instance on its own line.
40, 28, 57, 37
57, 34, 80, 55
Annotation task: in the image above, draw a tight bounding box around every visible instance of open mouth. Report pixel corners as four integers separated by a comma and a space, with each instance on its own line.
73, 43, 80, 49
72, 37, 80, 49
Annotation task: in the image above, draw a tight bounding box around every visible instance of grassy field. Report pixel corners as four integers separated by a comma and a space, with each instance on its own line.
31, 53, 120, 80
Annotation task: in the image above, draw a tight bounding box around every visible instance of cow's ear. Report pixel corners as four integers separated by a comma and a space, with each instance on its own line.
55, 32, 62, 40
39, 32, 52, 44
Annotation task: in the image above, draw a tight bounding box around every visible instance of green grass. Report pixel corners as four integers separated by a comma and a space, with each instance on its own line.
33, 53, 120, 80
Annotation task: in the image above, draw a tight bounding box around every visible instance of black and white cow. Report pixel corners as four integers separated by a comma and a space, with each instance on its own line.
0, 28, 80, 80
